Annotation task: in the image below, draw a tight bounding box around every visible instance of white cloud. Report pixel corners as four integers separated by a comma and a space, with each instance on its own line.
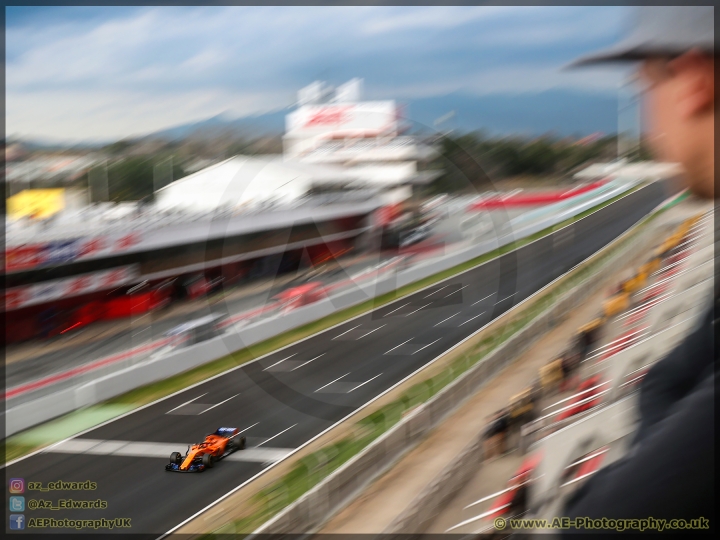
6, 5, 630, 142
372, 63, 630, 101
6, 87, 290, 142
358, 6, 525, 35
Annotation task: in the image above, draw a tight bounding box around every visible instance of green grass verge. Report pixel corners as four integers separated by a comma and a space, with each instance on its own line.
2, 184, 648, 466
201, 187, 673, 537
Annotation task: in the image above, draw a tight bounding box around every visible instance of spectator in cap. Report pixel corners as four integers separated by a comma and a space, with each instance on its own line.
561, 6, 716, 530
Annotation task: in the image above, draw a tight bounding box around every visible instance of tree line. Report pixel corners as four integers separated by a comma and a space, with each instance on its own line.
423, 132, 627, 194
82, 131, 650, 202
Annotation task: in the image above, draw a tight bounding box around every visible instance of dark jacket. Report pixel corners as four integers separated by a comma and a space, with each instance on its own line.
563, 297, 716, 531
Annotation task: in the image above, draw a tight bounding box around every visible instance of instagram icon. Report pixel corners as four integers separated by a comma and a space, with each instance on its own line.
9, 479, 24, 494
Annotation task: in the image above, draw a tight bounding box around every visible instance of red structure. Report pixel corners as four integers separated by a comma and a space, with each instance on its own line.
469, 179, 609, 210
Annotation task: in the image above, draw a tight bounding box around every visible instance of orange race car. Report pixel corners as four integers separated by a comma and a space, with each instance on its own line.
165, 427, 246, 472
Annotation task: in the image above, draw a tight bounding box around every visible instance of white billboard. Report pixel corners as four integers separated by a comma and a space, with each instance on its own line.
285, 101, 398, 139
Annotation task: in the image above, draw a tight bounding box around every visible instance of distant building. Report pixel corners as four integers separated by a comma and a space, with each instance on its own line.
284, 79, 441, 202
156, 79, 443, 213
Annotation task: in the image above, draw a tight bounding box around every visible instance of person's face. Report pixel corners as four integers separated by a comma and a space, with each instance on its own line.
639, 59, 678, 162
638, 53, 715, 198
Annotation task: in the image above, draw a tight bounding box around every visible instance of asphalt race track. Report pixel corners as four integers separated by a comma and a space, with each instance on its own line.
4, 183, 667, 536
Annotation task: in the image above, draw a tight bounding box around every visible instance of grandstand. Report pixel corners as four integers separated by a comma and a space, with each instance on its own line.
440, 207, 713, 534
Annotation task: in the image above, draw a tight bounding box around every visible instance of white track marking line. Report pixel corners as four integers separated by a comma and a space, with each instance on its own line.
315, 373, 350, 392
434, 312, 460, 326
166, 393, 207, 413
256, 424, 297, 447
472, 294, 493, 306
262, 354, 296, 371
444, 285, 467, 298
460, 312, 485, 326
237, 422, 259, 434
332, 324, 361, 340
199, 394, 239, 414
290, 354, 325, 371
495, 293, 516, 304
423, 284, 449, 298
356, 325, 385, 339
405, 303, 431, 316
347, 373, 383, 393
384, 337, 414, 354
383, 302, 410, 317
412, 338, 441, 355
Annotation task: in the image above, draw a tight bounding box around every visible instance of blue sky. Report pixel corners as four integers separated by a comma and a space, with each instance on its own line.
6, 5, 634, 142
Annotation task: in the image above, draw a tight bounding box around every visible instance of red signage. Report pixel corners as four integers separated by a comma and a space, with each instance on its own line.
100, 269, 127, 288
3, 265, 139, 311
80, 237, 105, 257
5, 232, 143, 273
3, 289, 30, 311
115, 233, 139, 250
5, 246, 43, 272
305, 107, 350, 127
66, 275, 92, 295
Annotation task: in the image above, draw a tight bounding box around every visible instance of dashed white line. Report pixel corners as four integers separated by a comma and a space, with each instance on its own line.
290, 353, 325, 371
405, 303, 431, 316
356, 325, 386, 339
444, 285, 467, 298
495, 293, 516, 304
423, 285, 450, 298
471, 294, 493, 306
236, 422, 259, 434
384, 337, 414, 354
315, 373, 351, 392
383, 302, 410, 317
412, 338, 441, 354
200, 394, 239, 414
166, 393, 207, 414
256, 424, 297, 447
262, 354, 296, 371
434, 312, 460, 326
347, 373, 383, 393
460, 312, 485, 326
332, 324, 361, 340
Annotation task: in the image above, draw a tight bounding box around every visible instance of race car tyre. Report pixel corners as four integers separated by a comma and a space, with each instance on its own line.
238, 436, 246, 450
202, 453, 214, 468
170, 452, 182, 465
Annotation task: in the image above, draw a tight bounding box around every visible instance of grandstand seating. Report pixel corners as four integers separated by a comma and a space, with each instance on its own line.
464, 210, 713, 532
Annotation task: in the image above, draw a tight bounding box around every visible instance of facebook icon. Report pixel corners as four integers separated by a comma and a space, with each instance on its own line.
9, 514, 25, 530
